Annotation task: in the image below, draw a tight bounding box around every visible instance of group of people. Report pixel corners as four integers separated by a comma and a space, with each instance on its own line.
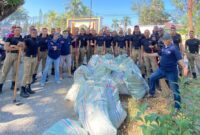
0, 24, 199, 110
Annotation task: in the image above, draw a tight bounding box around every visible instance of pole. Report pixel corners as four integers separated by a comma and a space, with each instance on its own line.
188, 0, 193, 31
13, 47, 22, 105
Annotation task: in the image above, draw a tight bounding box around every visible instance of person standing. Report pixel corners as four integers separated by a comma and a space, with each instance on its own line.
185, 30, 200, 79
59, 30, 72, 79
141, 29, 158, 79
33, 28, 49, 82
78, 28, 88, 64
116, 29, 127, 55
148, 33, 188, 110
104, 29, 113, 54
170, 25, 184, 53
0, 27, 23, 94
96, 30, 105, 55
71, 28, 79, 71
40, 33, 61, 86
87, 29, 96, 59
112, 30, 118, 56
125, 28, 132, 56
20, 28, 39, 98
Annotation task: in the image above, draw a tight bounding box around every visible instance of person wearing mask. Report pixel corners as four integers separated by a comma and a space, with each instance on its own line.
40, 33, 61, 86
185, 30, 200, 79
0, 27, 24, 94
148, 33, 188, 110
20, 28, 40, 98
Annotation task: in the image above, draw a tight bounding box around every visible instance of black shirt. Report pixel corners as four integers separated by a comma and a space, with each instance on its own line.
38, 36, 49, 52
125, 34, 132, 47
132, 34, 143, 49
172, 33, 182, 49
24, 34, 31, 40
151, 32, 159, 45
96, 36, 105, 47
104, 36, 113, 48
117, 35, 126, 48
24, 37, 39, 57
141, 37, 156, 53
6, 36, 23, 53
78, 34, 88, 48
185, 38, 200, 53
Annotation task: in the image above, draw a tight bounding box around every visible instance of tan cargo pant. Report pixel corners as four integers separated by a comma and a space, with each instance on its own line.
0, 53, 18, 83
34, 51, 47, 74
22, 57, 37, 86
118, 48, 127, 55
72, 47, 79, 68
97, 46, 104, 55
79, 47, 86, 64
106, 48, 113, 54
188, 53, 200, 72
131, 48, 145, 75
144, 55, 158, 78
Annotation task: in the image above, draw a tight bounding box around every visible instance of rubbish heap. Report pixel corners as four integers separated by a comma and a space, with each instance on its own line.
43, 54, 149, 135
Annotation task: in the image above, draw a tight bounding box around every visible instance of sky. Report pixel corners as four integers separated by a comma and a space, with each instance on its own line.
23, 0, 175, 26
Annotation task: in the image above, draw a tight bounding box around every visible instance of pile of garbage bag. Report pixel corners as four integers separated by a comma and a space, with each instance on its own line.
44, 54, 148, 135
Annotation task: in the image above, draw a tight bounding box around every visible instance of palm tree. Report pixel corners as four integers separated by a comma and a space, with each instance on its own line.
121, 16, 131, 32
65, 0, 91, 18
47, 10, 57, 28
112, 19, 120, 31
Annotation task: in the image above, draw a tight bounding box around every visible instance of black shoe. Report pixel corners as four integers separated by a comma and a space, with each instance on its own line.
192, 72, 197, 79
32, 74, 37, 84
26, 84, 35, 94
20, 86, 29, 98
51, 68, 55, 75
0, 83, 3, 94
147, 94, 156, 98
10, 81, 19, 91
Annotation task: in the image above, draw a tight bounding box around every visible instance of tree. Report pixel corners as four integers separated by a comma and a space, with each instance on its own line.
47, 10, 58, 28
112, 19, 120, 31
65, 0, 91, 17
121, 16, 131, 32
132, 0, 169, 25
171, 0, 200, 34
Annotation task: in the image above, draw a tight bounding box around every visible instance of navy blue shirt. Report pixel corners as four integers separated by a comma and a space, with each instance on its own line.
185, 38, 200, 54
125, 34, 132, 46
6, 36, 23, 53
38, 36, 49, 52
159, 44, 182, 72
151, 32, 159, 45
172, 33, 182, 49
96, 36, 105, 47
48, 39, 61, 59
131, 34, 143, 49
24, 37, 39, 56
78, 34, 88, 48
112, 35, 118, 47
117, 35, 126, 48
104, 36, 113, 48
141, 37, 156, 53
60, 37, 72, 55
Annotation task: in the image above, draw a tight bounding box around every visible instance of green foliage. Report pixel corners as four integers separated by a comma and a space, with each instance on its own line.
7, 0, 23, 6
134, 78, 200, 135
111, 19, 120, 31
131, 0, 169, 25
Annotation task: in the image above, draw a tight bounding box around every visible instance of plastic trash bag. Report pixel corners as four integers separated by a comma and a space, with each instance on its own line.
43, 119, 88, 135
76, 82, 117, 135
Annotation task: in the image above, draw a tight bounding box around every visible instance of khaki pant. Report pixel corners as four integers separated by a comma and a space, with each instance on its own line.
72, 48, 79, 68
188, 53, 200, 72
22, 57, 37, 86
144, 55, 158, 78
88, 46, 95, 60
97, 46, 104, 55
34, 51, 47, 74
106, 48, 112, 54
0, 53, 18, 83
131, 48, 145, 75
118, 48, 127, 55
79, 47, 86, 64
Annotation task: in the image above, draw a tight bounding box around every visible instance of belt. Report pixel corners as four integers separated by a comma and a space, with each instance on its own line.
26, 55, 37, 58
7, 51, 18, 53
